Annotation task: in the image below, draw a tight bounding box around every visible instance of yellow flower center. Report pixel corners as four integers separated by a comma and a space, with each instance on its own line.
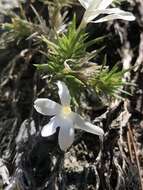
62, 106, 71, 116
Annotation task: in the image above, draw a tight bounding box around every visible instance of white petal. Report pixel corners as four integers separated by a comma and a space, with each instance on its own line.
41, 117, 58, 137
84, 8, 135, 23
58, 119, 74, 151
79, 0, 113, 10
97, 0, 114, 10
84, 10, 100, 23
82, 0, 103, 23
78, 0, 93, 9
87, 8, 130, 15
34, 98, 61, 116
93, 14, 135, 23
57, 81, 71, 106
87, 0, 107, 11
75, 114, 104, 136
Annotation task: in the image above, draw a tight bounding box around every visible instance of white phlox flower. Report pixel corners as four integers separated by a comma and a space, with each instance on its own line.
34, 81, 104, 151
78, 0, 135, 25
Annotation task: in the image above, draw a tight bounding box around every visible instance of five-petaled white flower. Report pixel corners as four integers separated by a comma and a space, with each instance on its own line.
34, 81, 104, 151
78, 0, 135, 26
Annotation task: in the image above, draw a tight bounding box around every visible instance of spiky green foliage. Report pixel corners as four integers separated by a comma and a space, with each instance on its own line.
0, 1, 132, 105
2, 17, 34, 39
35, 17, 88, 73
1, 5, 49, 42
35, 17, 131, 101
88, 65, 131, 98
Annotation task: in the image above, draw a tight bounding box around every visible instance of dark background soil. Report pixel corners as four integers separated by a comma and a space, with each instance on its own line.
0, 0, 143, 190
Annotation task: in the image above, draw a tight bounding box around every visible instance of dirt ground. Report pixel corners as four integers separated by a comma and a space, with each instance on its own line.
0, 0, 143, 190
